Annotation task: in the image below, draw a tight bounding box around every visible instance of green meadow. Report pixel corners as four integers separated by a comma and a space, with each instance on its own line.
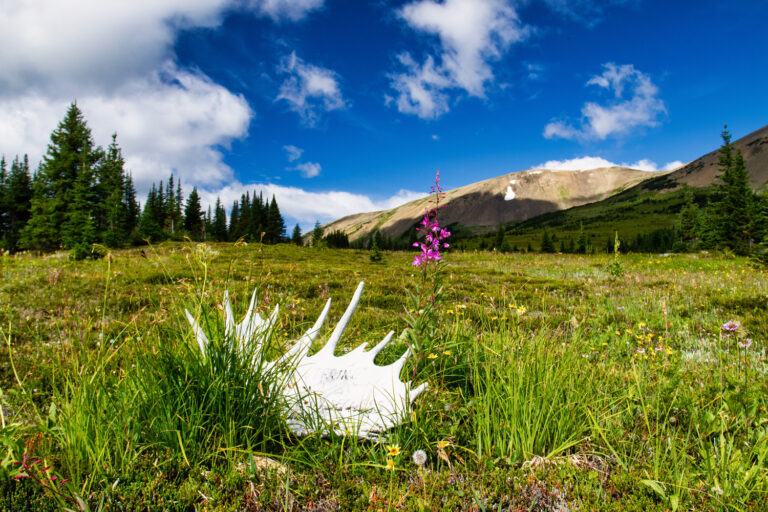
1, 243, 766, 511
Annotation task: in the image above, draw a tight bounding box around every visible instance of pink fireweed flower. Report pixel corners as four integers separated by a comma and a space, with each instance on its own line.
413, 171, 451, 267
721, 321, 739, 331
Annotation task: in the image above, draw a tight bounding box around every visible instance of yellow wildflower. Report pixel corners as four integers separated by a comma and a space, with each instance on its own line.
387, 445, 401, 457
443, 350, 452, 356
428, 353, 438, 359
385, 458, 395, 471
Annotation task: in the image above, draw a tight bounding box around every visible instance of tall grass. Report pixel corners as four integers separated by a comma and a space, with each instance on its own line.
472, 330, 595, 461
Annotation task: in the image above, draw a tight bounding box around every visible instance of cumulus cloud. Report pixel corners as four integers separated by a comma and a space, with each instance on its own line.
389, 0, 529, 119
0, 63, 251, 193
276, 52, 346, 126
0, 0, 323, 197
250, 0, 324, 21
197, 182, 427, 229
283, 144, 304, 162
534, 155, 685, 172
543, 63, 666, 141
289, 161, 322, 178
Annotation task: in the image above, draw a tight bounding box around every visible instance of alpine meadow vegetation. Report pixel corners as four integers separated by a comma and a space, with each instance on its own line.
1, 192, 767, 510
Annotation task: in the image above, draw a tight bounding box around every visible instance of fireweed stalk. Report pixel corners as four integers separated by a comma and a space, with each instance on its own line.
403, 171, 450, 356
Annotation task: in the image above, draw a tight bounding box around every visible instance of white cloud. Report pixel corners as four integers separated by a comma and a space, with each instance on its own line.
0, 0, 323, 197
276, 52, 346, 126
534, 155, 685, 172
197, 182, 427, 229
0, 62, 252, 193
543, 63, 666, 141
249, 0, 324, 21
283, 144, 304, 162
389, 0, 529, 119
290, 161, 322, 178
431, 134, 440, 141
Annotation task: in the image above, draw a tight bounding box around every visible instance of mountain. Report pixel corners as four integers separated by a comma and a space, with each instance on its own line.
486, 123, 768, 251
659, 124, 768, 189
324, 167, 657, 243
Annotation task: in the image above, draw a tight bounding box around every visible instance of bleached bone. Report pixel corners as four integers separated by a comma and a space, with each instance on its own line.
185, 282, 427, 439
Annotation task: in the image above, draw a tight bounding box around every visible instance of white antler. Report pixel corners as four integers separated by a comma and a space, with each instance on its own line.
185, 282, 426, 439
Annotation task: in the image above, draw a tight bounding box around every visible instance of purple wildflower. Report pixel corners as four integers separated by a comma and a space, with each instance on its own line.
413, 171, 451, 267
636, 347, 646, 354
721, 321, 739, 331
738, 338, 753, 349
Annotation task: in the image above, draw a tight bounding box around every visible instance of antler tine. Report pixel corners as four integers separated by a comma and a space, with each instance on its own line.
283, 297, 332, 362
185, 309, 209, 357
388, 347, 412, 378
368, 331, 395, 360
319, 282, 364, 356
238, 288, 259, 338
409, 382, 428, 402
223, 290, 235, 338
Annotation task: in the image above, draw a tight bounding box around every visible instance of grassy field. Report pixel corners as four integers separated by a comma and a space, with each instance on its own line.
0, 242, 766, 511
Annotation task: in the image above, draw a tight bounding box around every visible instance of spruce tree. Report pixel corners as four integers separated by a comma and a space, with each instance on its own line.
212, 197, 227, 241
540, 229, 555, 253
494, 223, 505, 251
138, 184, 164, 241
266, 195, 285, 243
229, 200, 240, 240
311, 221, 324, 247
2, 156, 33, 252
0, 156, 7, 242
123, 173, 140, 240
184, 187, 203, 240
708, 126, 757, 254
204, 205, 213, 240
22, 102, 103, 251
292, 224, 302, 245
63, 151, 99, 259
678, 187, 700, 249
97, 134, 129, 247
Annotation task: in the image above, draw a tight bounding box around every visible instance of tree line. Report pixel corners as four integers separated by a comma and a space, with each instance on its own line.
0, 103, 289, 258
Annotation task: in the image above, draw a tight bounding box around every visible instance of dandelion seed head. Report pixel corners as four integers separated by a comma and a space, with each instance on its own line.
412, 450, 427, 466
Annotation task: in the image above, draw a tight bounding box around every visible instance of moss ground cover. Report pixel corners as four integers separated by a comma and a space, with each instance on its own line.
0, 243, 766, 510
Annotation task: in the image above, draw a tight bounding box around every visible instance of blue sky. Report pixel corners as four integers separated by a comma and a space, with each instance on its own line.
1, 0, 767, 230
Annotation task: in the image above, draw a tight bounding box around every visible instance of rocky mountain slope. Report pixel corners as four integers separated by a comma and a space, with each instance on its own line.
644, 123, 768, 191
324, 167, 657, 242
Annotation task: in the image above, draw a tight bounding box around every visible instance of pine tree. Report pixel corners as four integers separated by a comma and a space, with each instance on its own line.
139, 184, 164, 241
229, 200, 240, 240
494, 223, 505, 251
575, 223, 589, 254
22, 103, 103, 251
123, 173, 140, 240
204, 205, 213, 240
62, 151, 99, 259
166, 175, 176, 234
292, 224, 303, 245
540, 228, 555, 253
678, 187, 700, 249
707, 126, 757, 254
2, 156, 33, 252
0, 156, 7, 242
311, 221, 324, 247
212, 197, 227, 241
184, 187, 203, 240
266, 195, 285, 243
97, 134, 129, 247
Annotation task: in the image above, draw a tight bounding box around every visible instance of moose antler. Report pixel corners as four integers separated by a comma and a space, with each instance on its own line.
185, 282, 427, 439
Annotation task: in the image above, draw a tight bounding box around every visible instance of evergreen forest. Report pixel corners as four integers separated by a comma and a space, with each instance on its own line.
0, 103, 289, 259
